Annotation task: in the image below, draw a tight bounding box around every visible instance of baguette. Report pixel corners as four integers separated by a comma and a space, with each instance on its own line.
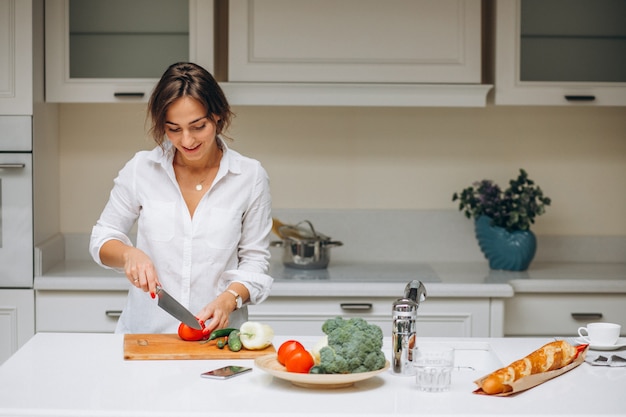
480, 340, 578, 395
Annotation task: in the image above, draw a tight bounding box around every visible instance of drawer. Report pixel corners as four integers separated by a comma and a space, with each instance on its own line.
505, 294, 626, 336
248, 296, 494, 337
248, 297, 392, 337
36, 291, 127, 333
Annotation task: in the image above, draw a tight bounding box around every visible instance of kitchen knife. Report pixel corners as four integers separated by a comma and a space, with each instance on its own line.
156, 286, 203, 330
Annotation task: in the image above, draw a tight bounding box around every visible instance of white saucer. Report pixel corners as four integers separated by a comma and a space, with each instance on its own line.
576, 337, 626, 351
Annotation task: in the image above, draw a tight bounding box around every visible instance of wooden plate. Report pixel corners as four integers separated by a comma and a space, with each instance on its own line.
254, 354, 390, 389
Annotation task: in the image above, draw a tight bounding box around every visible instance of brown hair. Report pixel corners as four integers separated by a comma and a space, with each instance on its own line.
147, 62, 234, 148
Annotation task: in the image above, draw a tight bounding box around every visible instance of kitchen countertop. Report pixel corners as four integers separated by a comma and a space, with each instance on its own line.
34, 259, 626, 297
0, 333, 624, 417
34, 259, 513, 297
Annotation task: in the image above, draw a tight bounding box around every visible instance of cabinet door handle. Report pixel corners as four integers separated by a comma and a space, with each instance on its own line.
340, 303, 373, 311
114, 92, 145, 98
571, 312, 603, 321
105, 310, 123, 318
565, 95, 596, 102
0, 163, 26, 169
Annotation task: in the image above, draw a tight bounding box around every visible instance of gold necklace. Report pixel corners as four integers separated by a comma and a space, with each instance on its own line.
174, 163, 210, 192
195, 176, 209, 191
175, 149, 221, 191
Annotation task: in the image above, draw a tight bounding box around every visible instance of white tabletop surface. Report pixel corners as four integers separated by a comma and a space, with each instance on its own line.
1, 333, 625, 417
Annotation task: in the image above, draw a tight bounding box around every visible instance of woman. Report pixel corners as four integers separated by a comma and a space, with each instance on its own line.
89, 62, 273, 335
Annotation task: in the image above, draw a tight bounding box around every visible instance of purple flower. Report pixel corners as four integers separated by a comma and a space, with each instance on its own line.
452, 169, 551, 232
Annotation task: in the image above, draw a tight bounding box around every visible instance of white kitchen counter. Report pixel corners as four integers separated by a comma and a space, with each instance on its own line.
0, 333, 624, 417
34, 258, 626, 297
34, 259, 517, 297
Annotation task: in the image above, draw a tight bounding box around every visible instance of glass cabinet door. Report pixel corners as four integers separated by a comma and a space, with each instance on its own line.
68, 0, 189, 79
519, 0, 626, 83
495, 0, 626, 106
45, 0, 213, 102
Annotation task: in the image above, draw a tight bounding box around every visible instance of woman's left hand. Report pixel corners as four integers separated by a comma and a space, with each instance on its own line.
196, 295, 234, 335
197, 284, 249, 335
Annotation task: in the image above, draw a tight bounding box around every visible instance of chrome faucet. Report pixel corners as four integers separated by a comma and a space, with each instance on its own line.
392, 280, 427, 375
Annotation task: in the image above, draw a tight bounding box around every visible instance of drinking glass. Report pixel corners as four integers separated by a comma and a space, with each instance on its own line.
414, 345, 454, 392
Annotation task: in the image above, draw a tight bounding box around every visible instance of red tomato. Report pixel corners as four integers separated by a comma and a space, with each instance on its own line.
277, 340, 305, 365
285, 349, 315, 373
177, 322, 208, 341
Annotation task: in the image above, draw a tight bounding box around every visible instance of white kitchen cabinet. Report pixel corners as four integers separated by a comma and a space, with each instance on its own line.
44, 0, 214, 103
224, 0, 491, 107
504, 293, 626, 337
34, 291, 502, 337
495, 0, 626, 106
0, 290, 35, 365
248, 296, 502, 338
35, 290, 127, 332
0, 0, 33, 114
229, 0, 481, 83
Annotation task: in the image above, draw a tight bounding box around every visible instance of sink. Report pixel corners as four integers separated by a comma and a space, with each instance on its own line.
451, 341, 502, 371
415, 340, 502, 370
414, 340, 503, 391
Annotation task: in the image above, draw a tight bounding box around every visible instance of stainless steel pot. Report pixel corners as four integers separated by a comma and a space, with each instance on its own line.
270, 220, 343, 270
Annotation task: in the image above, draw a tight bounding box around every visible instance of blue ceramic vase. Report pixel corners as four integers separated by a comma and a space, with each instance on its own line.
474, 216, 537, 271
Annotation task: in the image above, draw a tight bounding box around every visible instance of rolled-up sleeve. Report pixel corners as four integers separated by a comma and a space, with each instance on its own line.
220, 270, 273, 305
223, 160, 273, 304
89, 158, 140, 271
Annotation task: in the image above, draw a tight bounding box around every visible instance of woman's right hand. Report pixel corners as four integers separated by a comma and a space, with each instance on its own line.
100, 240, 160, 297
122, 247, 160, 297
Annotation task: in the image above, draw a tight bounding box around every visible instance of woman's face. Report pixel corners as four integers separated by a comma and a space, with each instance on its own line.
165, 96, 219, 165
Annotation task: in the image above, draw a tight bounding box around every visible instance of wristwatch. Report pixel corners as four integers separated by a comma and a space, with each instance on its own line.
226, 289, 243, 310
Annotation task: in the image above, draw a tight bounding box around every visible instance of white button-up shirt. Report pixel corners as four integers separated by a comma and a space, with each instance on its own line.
90, 139, 273, 333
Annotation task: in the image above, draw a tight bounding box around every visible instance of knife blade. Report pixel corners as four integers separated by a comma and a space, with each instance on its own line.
156, 286, 203, 330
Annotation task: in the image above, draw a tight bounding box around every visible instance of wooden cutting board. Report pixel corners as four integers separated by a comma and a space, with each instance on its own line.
123, 334, 276, 360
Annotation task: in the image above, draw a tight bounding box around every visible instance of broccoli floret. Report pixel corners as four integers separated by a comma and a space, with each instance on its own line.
317, 317, 386, 374
308, 365, 326, 374
319, 347, 349, 373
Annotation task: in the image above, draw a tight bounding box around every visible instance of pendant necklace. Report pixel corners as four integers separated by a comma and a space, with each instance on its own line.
194, 170, 213, 191
176, 148, 221, 192
195, 178, 208, 191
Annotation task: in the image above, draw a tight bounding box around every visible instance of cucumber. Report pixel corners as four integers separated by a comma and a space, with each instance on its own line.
228, 330, 242, 352
216, 337, 227, 349
208, 327, 238, 341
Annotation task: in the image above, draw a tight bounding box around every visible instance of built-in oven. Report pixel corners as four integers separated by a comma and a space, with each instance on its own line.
0, 116, 33, 288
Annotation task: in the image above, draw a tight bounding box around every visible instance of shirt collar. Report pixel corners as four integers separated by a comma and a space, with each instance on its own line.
148, 137, 242, 176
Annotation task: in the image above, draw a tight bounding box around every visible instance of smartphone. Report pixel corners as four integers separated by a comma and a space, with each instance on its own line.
201, 365, 252, 380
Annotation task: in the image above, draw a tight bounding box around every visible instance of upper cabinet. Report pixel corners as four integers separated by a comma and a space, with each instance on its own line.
0, 0, 33, 114
43, 0, 491, 106
45, 0, 214, 103
222, 0, 491, 107
229, 0, 481, 83
495, 0, 626, 106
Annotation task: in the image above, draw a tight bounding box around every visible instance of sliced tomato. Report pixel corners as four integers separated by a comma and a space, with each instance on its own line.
177, 322, 208, 341
285, 349, 315, 373
277, 340, 306, 365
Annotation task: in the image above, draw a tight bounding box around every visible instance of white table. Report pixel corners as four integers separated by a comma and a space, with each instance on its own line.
0, 333, 625, 417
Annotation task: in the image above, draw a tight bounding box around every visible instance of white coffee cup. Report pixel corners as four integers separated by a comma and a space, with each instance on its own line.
577, 322, 621, 346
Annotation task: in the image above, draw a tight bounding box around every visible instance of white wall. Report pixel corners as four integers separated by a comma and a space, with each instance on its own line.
58, 104, 626, 237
